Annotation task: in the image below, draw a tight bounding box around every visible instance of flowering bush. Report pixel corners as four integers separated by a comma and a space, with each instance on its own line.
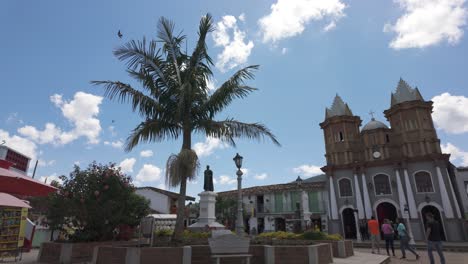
257, 231, 343, 241
46, 162, 150, 242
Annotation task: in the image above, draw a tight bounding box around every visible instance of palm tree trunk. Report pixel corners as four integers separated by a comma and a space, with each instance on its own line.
172, 128, 191, 242
172, 175, 187, 241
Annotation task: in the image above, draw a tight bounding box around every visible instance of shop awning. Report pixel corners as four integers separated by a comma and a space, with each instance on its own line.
0, 167, 57, 197
0, 192, 32, 208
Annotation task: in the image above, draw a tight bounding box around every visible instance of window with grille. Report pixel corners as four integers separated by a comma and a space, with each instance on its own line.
415, 171, 434, 193
339, 178, 353, 197
374, 174, 391, 195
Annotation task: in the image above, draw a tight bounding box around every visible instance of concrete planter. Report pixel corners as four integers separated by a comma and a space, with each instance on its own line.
314, 240, 354, 258
92, 244, 333, 264
37, 241, 136, 264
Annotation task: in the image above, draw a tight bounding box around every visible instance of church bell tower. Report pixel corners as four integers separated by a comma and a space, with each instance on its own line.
320, 95, 362, 166
384, 79, 441, 158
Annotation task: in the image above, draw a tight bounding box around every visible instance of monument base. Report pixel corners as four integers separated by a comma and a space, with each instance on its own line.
188, 191, 225, 232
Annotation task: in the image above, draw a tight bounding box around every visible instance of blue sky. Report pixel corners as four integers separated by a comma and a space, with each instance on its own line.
1, 0, 468, 199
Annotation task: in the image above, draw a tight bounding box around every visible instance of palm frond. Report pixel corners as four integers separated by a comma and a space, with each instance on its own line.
125, 119, 181, 152
202, 65, 259, 117
185, 14, 214, 85
114, 38, 171, 90
90, 80, 161, 118
158, 17, 185, 86
165, 149, 199, 187
195, 119, 281, 147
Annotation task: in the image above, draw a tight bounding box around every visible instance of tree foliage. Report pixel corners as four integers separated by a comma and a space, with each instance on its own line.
44, 162, 150, 242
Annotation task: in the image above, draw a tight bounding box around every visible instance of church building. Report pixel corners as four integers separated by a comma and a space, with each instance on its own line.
321, 79, 466, 241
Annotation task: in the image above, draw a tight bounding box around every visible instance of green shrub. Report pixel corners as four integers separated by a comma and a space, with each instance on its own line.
155, 229, 173, 237
182, 230, 210, 239
258, 231, 300, 240
325, 233, 343, 241
303, 231, 327, 240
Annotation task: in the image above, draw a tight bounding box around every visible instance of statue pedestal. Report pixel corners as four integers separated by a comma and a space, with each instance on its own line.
188, 191, 225, 231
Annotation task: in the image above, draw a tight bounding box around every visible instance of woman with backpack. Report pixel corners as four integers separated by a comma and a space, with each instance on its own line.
381, 219, 395, 256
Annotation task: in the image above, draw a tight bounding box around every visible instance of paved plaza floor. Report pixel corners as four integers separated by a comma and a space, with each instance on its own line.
355, 247, 468, 264
7, 247, 468, 264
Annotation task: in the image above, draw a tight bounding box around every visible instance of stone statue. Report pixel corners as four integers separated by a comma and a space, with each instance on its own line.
203, 165, 214, 192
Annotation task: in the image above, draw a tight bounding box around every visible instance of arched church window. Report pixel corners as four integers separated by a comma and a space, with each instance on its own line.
339, 132, 344, 142
386, 134, 390, 143
339, 178, 353, 197
414, 171, 434, 193
374, 174, 391, 195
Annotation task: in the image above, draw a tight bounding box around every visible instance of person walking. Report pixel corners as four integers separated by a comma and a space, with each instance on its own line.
382, 219, 395, 256
367, 216, 380, 254
425, 212, 446, 264
397, 218, 419, 260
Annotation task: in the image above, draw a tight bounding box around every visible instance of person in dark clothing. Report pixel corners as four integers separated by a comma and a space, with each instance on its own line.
359, 220, 367, 240
425, 212, 445, 264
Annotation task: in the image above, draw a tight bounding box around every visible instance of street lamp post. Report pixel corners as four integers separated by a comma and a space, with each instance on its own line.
233, 153, 244, 236
403, 204, 415, 244
353, 209, 362, 242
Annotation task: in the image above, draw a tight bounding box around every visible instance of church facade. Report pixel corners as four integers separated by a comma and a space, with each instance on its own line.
321, 79, 466, 241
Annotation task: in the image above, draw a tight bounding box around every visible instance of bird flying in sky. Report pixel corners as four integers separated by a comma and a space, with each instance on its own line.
118, 30, 123, 38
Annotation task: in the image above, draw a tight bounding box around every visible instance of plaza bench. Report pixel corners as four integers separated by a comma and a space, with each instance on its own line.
208, 232, 252, 264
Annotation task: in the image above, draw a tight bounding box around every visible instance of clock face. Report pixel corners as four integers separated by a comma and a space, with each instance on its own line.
373, 151, 381, 159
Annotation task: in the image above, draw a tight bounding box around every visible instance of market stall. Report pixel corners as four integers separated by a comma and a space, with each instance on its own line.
0, 192, 31, 262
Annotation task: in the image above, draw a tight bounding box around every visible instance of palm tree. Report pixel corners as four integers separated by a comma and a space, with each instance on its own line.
92, 14, 280, 241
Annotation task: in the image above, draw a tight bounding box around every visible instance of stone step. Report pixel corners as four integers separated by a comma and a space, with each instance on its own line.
353, 241, 468, 252
333, 252, 390, 264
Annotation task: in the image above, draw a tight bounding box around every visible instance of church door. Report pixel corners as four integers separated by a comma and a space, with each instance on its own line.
421, 205, 446, 241
342, 208, 357, 239
376, 202, 398, 239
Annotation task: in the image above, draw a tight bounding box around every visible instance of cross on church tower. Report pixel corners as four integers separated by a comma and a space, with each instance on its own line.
369, 110, 375, 120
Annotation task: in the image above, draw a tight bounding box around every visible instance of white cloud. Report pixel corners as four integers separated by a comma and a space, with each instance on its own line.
213, 15, 254, 72
258, 0, 346, 43
74, 161, 80, 166
323, 21, 337, 32
140, 150, 154, 158
0, 130, 38, 160
219, 175, 237, 185
207, 78, 217, 91
119, 158, 136, 174
432, 93, 468, 134
6, 113, 23, 125
254, 173, 268, 180
136, 164, 162, 182
193, 137, 228, 157
385, 0, 468, 49
157, 183, 167, 190
293, 164, 323, 176
104, 140, 124, 149
38, 159, 56, 167
108, 126, 117, 137
281, 48, 288, 55
39, 173, 63, 185
441, 142, 468, 166
241, 168, 249, 176
239, 13, 246, 22
133, 180, 143, 187
18, 92, 103, 145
